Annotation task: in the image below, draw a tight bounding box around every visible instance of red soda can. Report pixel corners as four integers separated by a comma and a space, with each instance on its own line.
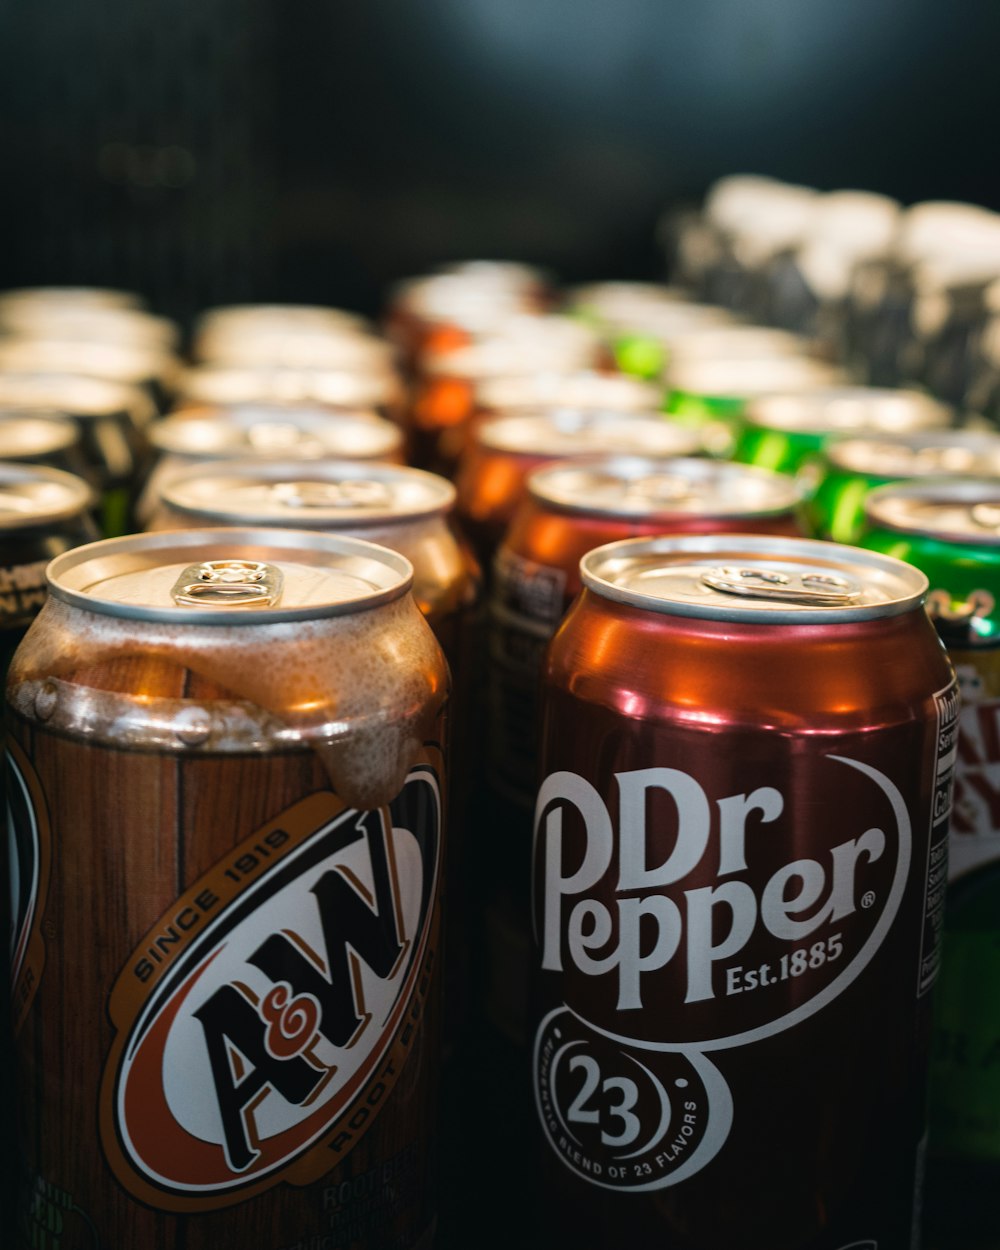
532, 533, 956, 1248
454, 411, 705, 575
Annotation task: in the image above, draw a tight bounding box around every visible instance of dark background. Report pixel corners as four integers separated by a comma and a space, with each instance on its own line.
2, 0, 1000, 321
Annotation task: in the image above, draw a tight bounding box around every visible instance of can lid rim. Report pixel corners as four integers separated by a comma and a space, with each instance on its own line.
46, 527, 414, 622
527, 455, 803, 518
865, 477, 1000, 546
0, 464, 95, 529
580, 533, 928, 621
160, 459, 455, 526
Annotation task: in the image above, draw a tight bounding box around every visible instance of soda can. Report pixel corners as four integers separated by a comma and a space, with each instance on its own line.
0, 463, 97, 674
149, 460, 477, 662
734, 386, 952, 480
0, 336, 181, 409
193, 329, 396, 375
0, 286, 143, 318
490, 457, 806, 808
0, 412, 90, 481
175, 365, 407, 427
812, 429, 1000, 544
560, 285, 720, 380
193, 304, 372, 360
0, 374, 153, 537
408, 319, 601, 473
453, 410, 706, 574
138, 405, 405, 526
532, 532, 956, 1248
0, 304, 180, 353
664, 355, 843, 454
860, 478, 1000, 1236
5, 528, 448, 1249
149, 460, 482, 1052
480, 459, 805, 1044
474, 371, 663, 425
386, 266, 550, 368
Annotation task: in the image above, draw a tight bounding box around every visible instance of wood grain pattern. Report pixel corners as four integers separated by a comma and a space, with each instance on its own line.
9, 639, 445, 1250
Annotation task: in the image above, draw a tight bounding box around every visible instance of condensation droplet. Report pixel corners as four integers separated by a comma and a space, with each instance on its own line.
34, 681, 59, 721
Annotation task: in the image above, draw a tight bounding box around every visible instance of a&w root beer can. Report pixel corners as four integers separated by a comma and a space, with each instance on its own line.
531, 534, 957, 1250
6, 528, 448, 1249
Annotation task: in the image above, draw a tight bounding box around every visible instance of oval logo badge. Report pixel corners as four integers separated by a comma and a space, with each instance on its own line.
99, 762, 441, 1210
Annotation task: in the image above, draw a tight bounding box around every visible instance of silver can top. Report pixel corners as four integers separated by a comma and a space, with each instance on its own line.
149, 405, 403, 461
0, 414, 80, 459
160, 460, 454, 528
47, 529, 414, 624
176, 365, 403, 410
581, 533, 926, 623
667, 355, 842, 400
529, 456, 803, 519
478, 410, 704, 459
865, 478, 1000, 547
477, 370, 661, 414
0, 374, 151, 423
745, 387, 952, 436
0, 464, 94, 529
827, 428, 1000, 477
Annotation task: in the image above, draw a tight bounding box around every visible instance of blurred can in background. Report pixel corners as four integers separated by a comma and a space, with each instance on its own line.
812, 429, 1000, 544
138, 405, 405, 525
454, 410, 705, 575
861, 478, 1000, 1242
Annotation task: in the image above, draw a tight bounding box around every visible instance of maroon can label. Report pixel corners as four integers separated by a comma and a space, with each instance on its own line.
98, 764, 441, 1211
532, 686, 956, 1197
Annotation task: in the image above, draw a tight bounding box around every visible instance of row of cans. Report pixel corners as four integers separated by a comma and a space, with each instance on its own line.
666, 173, 1000, 424
2, 269, 999, 1250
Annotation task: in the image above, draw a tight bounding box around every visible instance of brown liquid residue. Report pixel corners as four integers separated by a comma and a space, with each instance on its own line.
9, 594, 448, 811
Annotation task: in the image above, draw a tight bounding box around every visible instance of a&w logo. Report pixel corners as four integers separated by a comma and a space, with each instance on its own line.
99, 761, 441, 1210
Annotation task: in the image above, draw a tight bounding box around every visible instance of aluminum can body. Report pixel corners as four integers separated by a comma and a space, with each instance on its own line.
532, 533, 955, 1249
147, 459, 479, 673
138, 405, 405, 526
453, 411, 706, 576
0, 464, 97, 674
812, 430, 1000, 543
5, 529, 448, 1250
489, 458, 805, 810
479, 463, 805, 1047
0, 413, 90, 481
734, 387, 952, 479
0, 374, 153, 536
663, 356, 843, 456
861, 480, 1000, 1214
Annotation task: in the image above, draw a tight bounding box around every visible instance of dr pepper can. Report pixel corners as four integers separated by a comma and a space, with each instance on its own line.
531, 533, 957, 1249
6, 528, 448, 1249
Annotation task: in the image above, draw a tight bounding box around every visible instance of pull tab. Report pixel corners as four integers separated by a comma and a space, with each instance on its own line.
170, 559, 284, 608
271, 479, 392, 510
700, 565, 862, 606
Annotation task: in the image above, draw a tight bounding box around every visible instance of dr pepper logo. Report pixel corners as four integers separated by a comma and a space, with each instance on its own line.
532, 753, 920, 1193
7, 739, 52, 1033
99, 761, 441, 1210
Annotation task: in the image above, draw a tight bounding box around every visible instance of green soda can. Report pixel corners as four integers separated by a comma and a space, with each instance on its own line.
861, 477, 1000, 1238
813, 428, 1000, 543
664, 355, 842, 454
734, 386, 951, 482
